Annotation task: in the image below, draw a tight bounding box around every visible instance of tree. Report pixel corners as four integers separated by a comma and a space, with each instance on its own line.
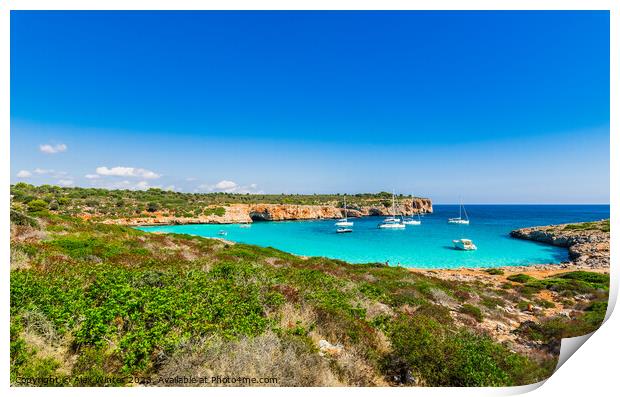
147, 202, 160, 213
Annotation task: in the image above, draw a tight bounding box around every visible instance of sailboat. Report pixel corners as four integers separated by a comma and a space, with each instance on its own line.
379, 191, 406, 229
402, 194, 422, 225
335, 195, 354, 227
448, 200, 470, 225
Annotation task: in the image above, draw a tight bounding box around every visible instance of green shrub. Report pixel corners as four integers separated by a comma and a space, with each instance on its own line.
383, 315, 548, 386
203, 207, 226, 217
10, 210, 39, 227
27, 199, 48, 213
460, 304, 483, 322
507, 274, 534, 283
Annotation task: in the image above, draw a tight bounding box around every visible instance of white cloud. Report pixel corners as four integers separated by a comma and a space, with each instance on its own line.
95, 166, 160, 179
16, 170, 32, 178
17, 168, 69, 179
135, 181, 149, 189
84, 174, 100, 179
197, 180, 263, 194
89, 179, 152, 191
215, 180, 238, 191
57, 179, 74, 186
39, 143, 67, 154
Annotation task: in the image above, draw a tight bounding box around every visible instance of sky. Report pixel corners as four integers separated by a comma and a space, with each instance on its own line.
10, 11, 610, 203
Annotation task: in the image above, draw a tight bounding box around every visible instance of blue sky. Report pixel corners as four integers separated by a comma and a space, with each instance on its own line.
10, 11, 609, 203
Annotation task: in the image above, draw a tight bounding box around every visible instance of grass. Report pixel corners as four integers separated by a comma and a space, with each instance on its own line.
9, 207, 609, 387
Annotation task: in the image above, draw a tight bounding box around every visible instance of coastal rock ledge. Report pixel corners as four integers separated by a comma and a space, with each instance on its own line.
510, 220, 610, 269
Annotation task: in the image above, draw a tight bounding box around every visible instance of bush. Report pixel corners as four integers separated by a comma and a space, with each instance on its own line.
146, 202, 160, 212
27, 199, 48, 213
49, 200, 60, 211
10, 210, 39, 227
460, 304, 483, 322
383, 315, 549, 386
507, 274, 534, 283
203, 207, 226, 217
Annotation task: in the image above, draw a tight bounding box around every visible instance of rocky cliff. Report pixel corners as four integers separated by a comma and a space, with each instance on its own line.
104, 198, 433, 226
510, 220, 609, 269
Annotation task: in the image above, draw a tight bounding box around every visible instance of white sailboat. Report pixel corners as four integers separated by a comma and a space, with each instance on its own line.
335, 195, 354, 227
402, 194, 422, 225
448, 200, 470, 225
379, 191, 406, 229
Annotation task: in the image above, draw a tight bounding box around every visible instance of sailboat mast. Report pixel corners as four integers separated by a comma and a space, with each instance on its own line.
392, 191, 396, 217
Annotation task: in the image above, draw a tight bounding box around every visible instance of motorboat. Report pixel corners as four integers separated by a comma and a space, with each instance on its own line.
453, 239, 477, 250
336, 228, 353, 233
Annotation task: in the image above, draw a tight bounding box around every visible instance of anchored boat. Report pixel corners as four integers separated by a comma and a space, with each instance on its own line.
453, 238, 477, 250
402, 194, 422, 225
335, 195, 354, 227
448, 200, 470, 224
379, 191, 405, 229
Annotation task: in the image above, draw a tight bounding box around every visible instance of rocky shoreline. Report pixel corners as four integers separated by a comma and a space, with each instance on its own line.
102, 199, 433, 226
510, 221, 609, 269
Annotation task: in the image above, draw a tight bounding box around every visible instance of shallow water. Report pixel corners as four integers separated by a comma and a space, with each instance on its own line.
136, 205, 609, 269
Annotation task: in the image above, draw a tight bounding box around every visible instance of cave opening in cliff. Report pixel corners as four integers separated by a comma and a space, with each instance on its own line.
249, 212, 271, 222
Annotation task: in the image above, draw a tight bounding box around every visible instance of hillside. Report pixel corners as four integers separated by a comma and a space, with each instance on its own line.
9, 198, 609, 386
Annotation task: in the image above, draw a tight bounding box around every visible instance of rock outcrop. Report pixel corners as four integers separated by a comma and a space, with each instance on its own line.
510, 221, 609, 269
104, 198, 433, 226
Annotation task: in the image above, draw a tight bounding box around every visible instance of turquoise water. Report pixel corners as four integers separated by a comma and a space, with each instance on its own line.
136, 205, 609, 269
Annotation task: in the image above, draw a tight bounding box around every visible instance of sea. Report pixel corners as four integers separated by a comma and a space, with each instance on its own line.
136, 205, 609, 269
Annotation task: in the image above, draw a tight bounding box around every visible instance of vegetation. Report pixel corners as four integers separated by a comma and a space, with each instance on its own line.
509, 272, 609, 296
563, 219, 609, 233
460, 304, 484, 322
10, 183, 427, 221
9, 189, 609, 387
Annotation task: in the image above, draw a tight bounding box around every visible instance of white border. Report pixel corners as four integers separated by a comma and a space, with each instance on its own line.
1, 1, 616, 396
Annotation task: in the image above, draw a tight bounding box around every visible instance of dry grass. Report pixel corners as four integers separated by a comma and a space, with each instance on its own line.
158, 332, 340, 386
359, 299, 394, 320
11, 225, 48, 243
19, 309, 76, 375
10, 245, 31, 270
277, 302, 316, 331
